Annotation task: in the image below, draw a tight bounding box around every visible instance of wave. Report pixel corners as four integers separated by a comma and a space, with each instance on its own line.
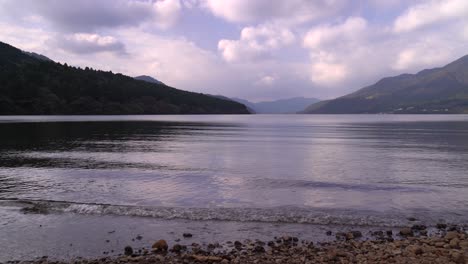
0, 198, 465, 228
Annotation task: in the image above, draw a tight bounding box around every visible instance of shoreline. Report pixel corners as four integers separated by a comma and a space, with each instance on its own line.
9, 225, 467, 264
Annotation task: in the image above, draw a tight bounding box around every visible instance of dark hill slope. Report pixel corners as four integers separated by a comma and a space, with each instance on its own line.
0, 42, 249, 115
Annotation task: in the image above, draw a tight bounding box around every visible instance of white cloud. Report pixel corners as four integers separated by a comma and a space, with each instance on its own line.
255, 75, 276, 86
309, 52, 348, 85
153, 0, 182, 29
0, 22, 53, 52
202, 0, 345, 24
394, 0, 468, 33
58, 33, 126, 54
392, 39, 454, 70
304, 17, 367, 50
218, 23, 295, 62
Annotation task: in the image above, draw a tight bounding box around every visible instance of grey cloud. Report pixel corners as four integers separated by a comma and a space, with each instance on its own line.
2, 0, 158, 32
55, 33, 127, 55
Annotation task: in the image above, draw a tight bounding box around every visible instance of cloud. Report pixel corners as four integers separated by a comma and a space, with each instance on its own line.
202, 0, 345, 24
153, 0, 182, 29
57, 33, 126, 54
255, 75, 276, 86
218, 23, 295, 62
392, 38, 455, 70
393, 0, 468, 33
304, 17, 367, 50
0, 0, 182, 32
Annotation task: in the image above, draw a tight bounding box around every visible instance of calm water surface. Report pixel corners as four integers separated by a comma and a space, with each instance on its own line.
1, 115, 468, 260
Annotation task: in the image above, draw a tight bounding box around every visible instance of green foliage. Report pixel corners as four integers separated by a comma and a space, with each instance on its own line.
0, 42, 250, 115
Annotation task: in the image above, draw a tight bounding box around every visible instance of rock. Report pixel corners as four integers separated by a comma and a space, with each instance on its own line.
346, 232, 354, 240
253, 245, 265, 253
407, 217, 417, 221
124, 246, 133, 256
408, 245, 423, 255
171, 244, 183, 253
411, 224, 427, 231
326, 231, 332, 236
436, 223, 447, 230
451, 252, 466, 264
350, 230, 362, 238
191, 255, 223, 262
183, 233, 193, 238
267, 241, 275, 247
459, 241, 468, 248
445, 231, 459, 240
152, 240, 168, 252
335, 232, 347, 240
449, 238, 460, 248
234, 241, 243, 248
136, 235, 143, 240
386, 230, 393, 236
420, 230, 428, 236
399, 228, 413, 237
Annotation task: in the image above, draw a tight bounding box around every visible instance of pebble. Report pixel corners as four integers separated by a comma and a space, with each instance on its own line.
400, 227, 414, 237
124, 246, 133, 256
151, 240, 168, 252
183, 233, 193, 238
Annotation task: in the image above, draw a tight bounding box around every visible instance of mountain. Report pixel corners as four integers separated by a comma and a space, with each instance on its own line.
23, 51, 52, 61
134, 75, 165, 85
0, 41, 250, 115
303, 55, 468, 114
231, 97, 320, 114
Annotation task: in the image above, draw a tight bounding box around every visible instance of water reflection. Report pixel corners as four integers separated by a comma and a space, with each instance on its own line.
0, 115, 467, 222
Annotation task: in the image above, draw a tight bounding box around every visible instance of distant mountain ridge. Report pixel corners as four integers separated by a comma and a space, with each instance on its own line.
0, 41, 250, 115
303, 55, 468, 114
231, 97, 321, 114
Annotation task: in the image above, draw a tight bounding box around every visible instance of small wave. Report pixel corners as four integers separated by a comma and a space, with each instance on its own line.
249, 179, 429, 192
0, 198, 465, 228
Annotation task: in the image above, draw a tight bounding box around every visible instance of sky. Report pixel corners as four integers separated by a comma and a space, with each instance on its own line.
1, 0, 468, 101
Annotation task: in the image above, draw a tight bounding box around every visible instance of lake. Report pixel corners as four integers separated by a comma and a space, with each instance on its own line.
1, 115, 468, 261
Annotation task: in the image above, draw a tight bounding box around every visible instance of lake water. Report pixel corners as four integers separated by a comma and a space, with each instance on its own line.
1, 115, 468, 260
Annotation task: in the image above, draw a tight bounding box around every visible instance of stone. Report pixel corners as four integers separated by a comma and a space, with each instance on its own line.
350, 230, 362, 238
124, 246, 133, 256
191, 255, 224, 262
335, 232, 347, 240
152, 240, 168, 252
445, 231, 458, 240
346, 232, 354, 240
183, 233, 193, 238
171, 244, 183, 253
459, 241, 468, 248
449, 238, 460, 248
411, 224, 427, 231
253, 245, 265, 253
436, 223, 447, 230
451, 252, 465, 264
399, 228, 413, 237
326, 231, 332, 236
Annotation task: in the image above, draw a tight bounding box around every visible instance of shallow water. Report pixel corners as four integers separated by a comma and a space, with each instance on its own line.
1, 115, 468, 260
